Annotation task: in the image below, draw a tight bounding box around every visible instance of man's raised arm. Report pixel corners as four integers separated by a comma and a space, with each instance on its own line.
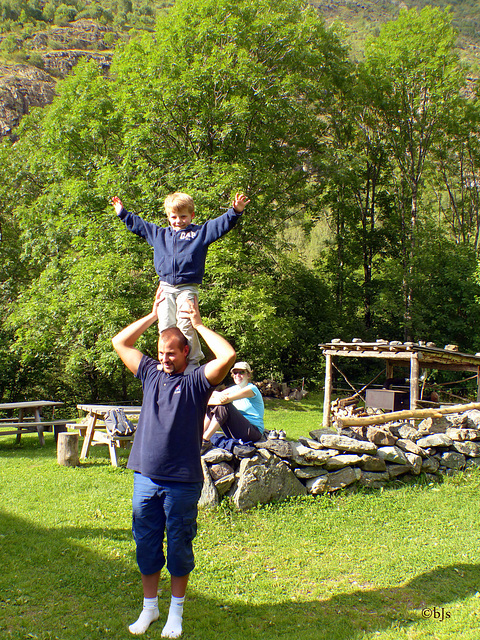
181, 298, 236, 386
112, 291, 163, 375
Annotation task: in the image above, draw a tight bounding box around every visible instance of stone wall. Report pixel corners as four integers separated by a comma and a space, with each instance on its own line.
199, 409, 480, 511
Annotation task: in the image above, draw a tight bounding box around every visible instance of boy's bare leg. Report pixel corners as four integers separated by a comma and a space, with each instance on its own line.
161, 575, 189, 638
129, 571, 161, 635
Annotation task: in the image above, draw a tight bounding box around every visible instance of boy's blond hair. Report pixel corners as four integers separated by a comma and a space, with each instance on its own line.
164, 192, 195, 215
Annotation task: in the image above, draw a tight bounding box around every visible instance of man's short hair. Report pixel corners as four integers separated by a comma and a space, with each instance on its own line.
164, 192, 195, 215
160, 327, 189, 350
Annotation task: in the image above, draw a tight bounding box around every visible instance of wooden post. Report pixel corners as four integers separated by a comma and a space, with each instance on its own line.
477, 366, 480, 402
57, 432, 79, 467
410, 354, 419, 418
80, 413, 97, 460
323, 353, 332, 427
385, 360, 394, 381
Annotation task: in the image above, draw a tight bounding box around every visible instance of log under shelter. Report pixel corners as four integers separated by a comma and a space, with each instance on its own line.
320, 340, 480, 427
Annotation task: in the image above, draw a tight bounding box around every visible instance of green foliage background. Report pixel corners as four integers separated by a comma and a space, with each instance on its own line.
1, 0, 480, 406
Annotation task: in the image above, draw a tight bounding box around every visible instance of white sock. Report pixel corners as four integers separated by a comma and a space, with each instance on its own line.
161, 595, 185, 638
129, 596, 159, 635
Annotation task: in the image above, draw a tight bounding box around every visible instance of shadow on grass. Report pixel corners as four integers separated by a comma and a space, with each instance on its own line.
194, 563, 480, 639
1, 507, 478, 640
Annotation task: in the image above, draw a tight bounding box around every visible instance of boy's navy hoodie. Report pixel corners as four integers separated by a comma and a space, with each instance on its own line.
117, 207, 242, 286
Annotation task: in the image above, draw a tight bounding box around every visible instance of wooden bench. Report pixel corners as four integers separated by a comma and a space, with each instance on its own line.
76, 404, 141, 467
0, 420, 70, 445
68, 421, 135, 467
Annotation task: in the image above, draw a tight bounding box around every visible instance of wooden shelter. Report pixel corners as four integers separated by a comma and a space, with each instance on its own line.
320, 340, 480, 427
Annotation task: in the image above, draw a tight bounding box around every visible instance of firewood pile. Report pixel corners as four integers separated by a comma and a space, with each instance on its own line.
330, 395, 381, 423
256, 379, 308, 401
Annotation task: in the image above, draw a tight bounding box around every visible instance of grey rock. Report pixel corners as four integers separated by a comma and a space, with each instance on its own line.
358, 471, 390, 488
421, 456, 440, 473
445, 413, 468, 428
357, 454, 387, 472
255, 439, 293, 459
464, 410, 480, 429
202, 448, 233, 464
233, 461, 307, 511
294, 466, 327, 479
290, 442, 332, 466
387, 464, 411, 478
397, 423, 419, 440
446, 428, 480, 442
214, 473, 236, 496
417, 416, 451, 435
405, 452, 423, 474
309, 428, 338, 442
238, 456, 262, 476
209, 462, 235, 482
452, 441, 480, 457
324, 454, 363, 471
416, 434, 453, 448
377, 446, 409, 465
350, 425, 398, 446
198, 458, 219, 508
325, 467, 362, 492
396, 438, 427, 457
441, 451, 466, 469
298, 436, 325, 450
319, 433, 377, 455
305, 475, 329, 495
256, 448, 275, 461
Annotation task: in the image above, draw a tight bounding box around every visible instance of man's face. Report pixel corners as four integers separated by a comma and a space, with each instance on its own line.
158, 337, 189, 374
167, 207, 194, 230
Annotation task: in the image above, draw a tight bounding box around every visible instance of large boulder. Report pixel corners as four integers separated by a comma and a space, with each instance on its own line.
232, 460, 307, 511
199, 458, 219, 508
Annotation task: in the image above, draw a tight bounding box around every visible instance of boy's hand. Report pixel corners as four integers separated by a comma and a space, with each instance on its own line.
111, 196, 124, 215
232, 192, 250, 213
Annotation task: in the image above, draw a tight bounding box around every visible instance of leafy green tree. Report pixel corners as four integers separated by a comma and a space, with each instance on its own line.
2, 0, 349, 401
430, 98, 480, 252
364, 6, 465, 338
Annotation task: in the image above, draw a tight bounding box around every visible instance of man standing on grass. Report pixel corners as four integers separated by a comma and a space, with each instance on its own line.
112, 290, 236, 637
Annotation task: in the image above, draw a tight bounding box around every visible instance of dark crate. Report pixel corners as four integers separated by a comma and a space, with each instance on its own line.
365, 389, 409, 412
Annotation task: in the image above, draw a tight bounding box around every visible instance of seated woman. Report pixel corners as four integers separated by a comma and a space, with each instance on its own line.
202, 361, 264, 448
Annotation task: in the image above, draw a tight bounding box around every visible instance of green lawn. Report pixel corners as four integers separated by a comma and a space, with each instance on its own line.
1, 396, 480, 640
263, 391, 324, 440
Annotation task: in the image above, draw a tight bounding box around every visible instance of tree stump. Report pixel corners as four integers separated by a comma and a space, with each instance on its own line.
57, 432, 80, 467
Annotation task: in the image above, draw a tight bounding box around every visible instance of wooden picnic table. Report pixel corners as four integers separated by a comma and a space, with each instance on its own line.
77, 404, 142, 467
0, 400, 66, 446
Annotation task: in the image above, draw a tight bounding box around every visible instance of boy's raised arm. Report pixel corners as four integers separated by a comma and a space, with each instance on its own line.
111, 196, 124, 215
232, 192, 250, 213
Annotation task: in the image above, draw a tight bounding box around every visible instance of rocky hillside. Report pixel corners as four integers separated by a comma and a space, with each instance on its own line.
0, 19, 116, 138
0, 1, 479, 139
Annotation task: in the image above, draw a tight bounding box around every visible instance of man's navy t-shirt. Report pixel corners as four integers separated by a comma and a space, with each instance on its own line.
127, 355, 213, 483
